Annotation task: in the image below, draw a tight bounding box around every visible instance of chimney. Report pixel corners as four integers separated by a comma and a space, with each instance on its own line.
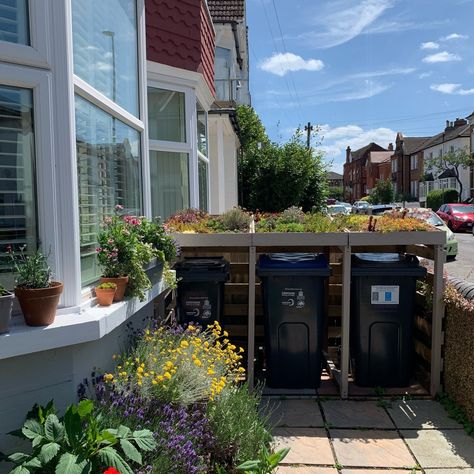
454, 117, 467, 128
446, 120, 450, 128
346, 146, 351, 163
388, 143, 394, 151
445, 120, 454, 131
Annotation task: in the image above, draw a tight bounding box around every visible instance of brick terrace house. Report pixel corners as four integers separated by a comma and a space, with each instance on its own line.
391, 133, 432, 199
328, 171, 343, 188
366, 148, 393, 194
343, 143, 388, 202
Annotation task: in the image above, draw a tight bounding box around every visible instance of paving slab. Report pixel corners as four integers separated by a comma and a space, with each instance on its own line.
322, 400, 395, 429
424, 470, 474, 474
276, 467, 337, 474
342, 470, 413, 474
267, 399, 324, 427
388, 400, 463, 429
330, 429, 416, 468
401, 429, 474, 468
273, 428, 334, 465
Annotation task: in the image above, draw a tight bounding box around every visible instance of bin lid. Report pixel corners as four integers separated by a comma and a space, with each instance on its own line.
260, 253, 328, 269
174, 257, 229, 272
352, 253, 427, 277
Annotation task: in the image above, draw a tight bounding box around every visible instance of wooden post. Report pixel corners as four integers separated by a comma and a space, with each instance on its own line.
340, 245, 352, 399
247, 246, 257, 391
431, 243, 446, 396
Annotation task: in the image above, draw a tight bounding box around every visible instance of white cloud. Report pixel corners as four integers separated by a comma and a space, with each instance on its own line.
319, 124, 396, 158
259, 53, 324, 76
422, 51, 461, 63
441, 33, 469, 41
297, 0, 394, 49
420, 41, 439, 50
431, 83, 474, 95
418, 71, 433, 79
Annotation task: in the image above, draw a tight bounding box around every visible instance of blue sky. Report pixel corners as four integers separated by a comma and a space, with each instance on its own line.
246, 0, 474, 173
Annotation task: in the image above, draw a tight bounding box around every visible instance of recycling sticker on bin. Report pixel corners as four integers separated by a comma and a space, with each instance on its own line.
281, 288, 305, 309
371, 285, 400, 305
184, 296, 213, 319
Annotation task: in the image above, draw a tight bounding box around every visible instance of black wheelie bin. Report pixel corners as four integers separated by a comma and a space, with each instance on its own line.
351, 253, 427, 387
258, 253, 331, 389
175, 257, 230, 325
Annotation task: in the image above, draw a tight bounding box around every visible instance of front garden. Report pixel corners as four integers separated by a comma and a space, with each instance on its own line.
1, 321, 287, 474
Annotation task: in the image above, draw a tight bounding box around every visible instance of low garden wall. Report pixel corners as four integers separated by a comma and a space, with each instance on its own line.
443, 284, 474, 421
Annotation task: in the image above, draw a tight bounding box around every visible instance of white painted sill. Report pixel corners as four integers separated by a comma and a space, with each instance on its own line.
0, 279, 170, 361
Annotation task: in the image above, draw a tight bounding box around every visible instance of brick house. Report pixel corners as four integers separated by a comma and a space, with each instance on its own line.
343, 143, 388, 202
328, 171, 343, 188
390, 133, 432, 199
366, 149, 393, 194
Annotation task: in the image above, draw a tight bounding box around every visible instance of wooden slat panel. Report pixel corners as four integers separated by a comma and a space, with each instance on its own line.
415, 339, 431, 364
329, 284, 342, 296
224, 304, 264, 316
406, 244, 435, 260
414, 315, 432, 340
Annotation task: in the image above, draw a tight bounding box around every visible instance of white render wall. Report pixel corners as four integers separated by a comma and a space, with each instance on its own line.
423, 135, 471, 200
208, 115, 239, 214
0, 302, 154, 473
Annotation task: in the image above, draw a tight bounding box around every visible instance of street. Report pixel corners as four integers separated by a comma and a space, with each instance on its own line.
446, 232, 474, 283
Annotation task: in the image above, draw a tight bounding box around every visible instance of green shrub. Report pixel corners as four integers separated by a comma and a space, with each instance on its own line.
9, 248, 53, 289
369, 179, 394, 204
279, 206, 305, 224
217, 208, 252, 232
207, 384, 272, 466
327, 186, 344, 201
426, 188, 459, 211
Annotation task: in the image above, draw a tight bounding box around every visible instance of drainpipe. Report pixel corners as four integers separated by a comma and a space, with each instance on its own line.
231, 22, 243, 70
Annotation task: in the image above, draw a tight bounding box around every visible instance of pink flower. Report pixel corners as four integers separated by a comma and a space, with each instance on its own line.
96, 247, 103, 253
104, 217, 112, 224
108, 239, 114, 245
115, 204, 124, 210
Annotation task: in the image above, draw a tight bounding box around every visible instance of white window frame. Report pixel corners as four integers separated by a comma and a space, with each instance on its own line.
0, 0, 51, 69
196, 101, 210, 211
0, 62, 59, 281
72, 0, 149, 296
147, 81, 199, 208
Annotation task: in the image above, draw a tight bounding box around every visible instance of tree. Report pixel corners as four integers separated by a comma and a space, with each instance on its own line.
236, 106, 329, 212
328, 186, 344, 201
369, 178, 394, 204
426, 147, 474, 202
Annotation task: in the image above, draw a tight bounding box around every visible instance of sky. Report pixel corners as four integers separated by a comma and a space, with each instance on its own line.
246, 0, 474, 174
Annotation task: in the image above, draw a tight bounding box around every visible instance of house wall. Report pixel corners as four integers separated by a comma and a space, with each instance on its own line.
423, 136, 471, 200
0, 302, 154, 473
145, 0, 215, 95
208, 114, 239, 214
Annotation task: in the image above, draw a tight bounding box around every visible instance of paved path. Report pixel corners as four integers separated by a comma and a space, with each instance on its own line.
265, 398, 474, 473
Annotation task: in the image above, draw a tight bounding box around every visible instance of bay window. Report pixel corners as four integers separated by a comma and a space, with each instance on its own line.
75, 96, 142, 285
72, 0, 139, 115
0, 84, 36, 288
72, 0, 145, 287
0, 0, 29, 45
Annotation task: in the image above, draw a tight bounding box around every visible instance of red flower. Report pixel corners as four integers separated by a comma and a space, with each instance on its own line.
104, 468, 121, 474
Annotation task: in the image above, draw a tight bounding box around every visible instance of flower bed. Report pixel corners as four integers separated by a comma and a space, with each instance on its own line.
2, 322, 284, 474
165, 208, 253, 234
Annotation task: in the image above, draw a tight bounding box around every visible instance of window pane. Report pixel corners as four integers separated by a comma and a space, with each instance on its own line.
75, 95, 142, 286
150, 151, 189, 220
198, 158, 208, 212
0, 0, 29, 45
72, 0, 138, 115
148, 87, 186, 142
0, 85, 37, 289
197, 103, 207, 156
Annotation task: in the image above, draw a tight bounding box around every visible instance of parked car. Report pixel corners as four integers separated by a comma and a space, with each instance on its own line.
327, 204, 351, 216
407, 208, 458, 259
370, 204, 398, 215
436, 203, 474, 232
337, 202, 353, 213
352, 201, 371, 214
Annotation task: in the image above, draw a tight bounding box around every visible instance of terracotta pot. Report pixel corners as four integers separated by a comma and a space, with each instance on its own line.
15, 281, 63, 327
99, 276, 129, 301
0, 292, 14, 334
95, 286, 116, 306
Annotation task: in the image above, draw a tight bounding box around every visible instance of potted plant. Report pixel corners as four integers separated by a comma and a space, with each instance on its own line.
9, 248, 63, 326
0, 283, 14, 334
94, 281, 117, 306
136, 217, 177, 285
97, 207, 158, 302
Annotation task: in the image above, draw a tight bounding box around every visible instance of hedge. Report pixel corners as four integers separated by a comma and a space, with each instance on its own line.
426, 188, 459, 211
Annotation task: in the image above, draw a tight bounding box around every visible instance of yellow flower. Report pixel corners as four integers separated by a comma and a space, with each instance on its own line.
188, 325, 195, 331
152, 380, 158, 385
164, 371, 172, 379
238, 367, 246, 373
207, 368, 215, 375
157, 375, 164, 382
180, 340, 189, 348
194, 359, 202, 367
137, 367, 144, 374
103, 373, 114, 382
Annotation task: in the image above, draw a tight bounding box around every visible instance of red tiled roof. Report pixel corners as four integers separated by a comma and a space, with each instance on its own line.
208, 0, 245, 22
